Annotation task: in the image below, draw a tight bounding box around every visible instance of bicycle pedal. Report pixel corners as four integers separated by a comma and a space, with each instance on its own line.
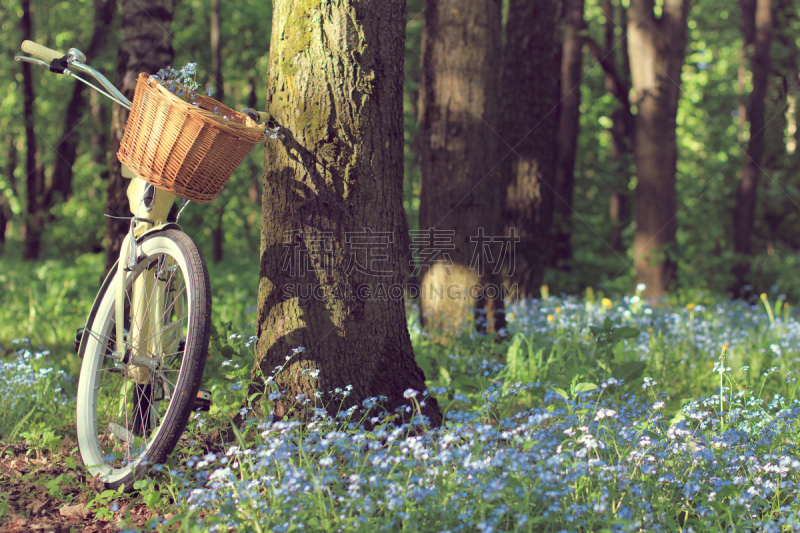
193, 389, 212, 412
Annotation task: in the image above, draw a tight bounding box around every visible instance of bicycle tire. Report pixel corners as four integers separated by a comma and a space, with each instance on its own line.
76, 229, 211, 490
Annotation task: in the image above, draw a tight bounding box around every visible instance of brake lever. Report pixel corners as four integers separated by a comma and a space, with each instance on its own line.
14, 55, 69, 74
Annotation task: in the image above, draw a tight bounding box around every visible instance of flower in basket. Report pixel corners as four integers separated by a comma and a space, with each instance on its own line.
149, 62, 281, 140
152, 63, 203, 103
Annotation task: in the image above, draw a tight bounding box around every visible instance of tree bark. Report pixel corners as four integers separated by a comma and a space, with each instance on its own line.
21, 0, 44, 261
551, 0, 585, 268
211, 0, 224, 263
586, 2, 635, 252
90, 90, 110, 181
1, 135, 18, 248
417, 0, 505, 335
212, 206, 224, 263
104, 0, 174, 276
499, 0, 563, 297
255, 0, 442, 426
46, 0, 116, 208
627, 0, 691, 299
731, 0, 774, 295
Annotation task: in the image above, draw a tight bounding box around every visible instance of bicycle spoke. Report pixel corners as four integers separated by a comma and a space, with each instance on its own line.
77, 230, 210, 487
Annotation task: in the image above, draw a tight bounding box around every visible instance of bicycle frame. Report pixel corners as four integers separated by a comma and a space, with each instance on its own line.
114, 172, 180, 383
15, 45, 183, 380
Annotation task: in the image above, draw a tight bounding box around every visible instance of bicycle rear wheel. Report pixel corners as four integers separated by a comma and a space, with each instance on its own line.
76, 229, 210, 490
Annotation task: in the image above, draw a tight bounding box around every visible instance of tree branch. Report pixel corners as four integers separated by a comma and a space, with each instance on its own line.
583, 35, 630, 109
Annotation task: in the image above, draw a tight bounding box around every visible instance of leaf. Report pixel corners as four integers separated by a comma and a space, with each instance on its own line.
59, 503, 87, 520
573, 382, 598, 394
220, 346, 237, 359
610, 326, 641, 342
133, 479, 149, 490
716, 485, 740, 501
552, 387, 569, 400
612, 361, 647, 383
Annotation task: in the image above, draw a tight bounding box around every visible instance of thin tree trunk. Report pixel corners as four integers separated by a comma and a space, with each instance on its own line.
628, 0, 691, 299
605, 1, 634, 251
731, 0, 774, 294
551, 0, 585, 268
210, 0, 224, 104
104, 0, 174, 276
609, 109, 633, 251
500, 0, 563, 297
255, 0, 442, 426
417, 0, 505, 335
90, 90, 110, 181
212, 206, 224, 263
586, 2, 636, 252
211, 0, 224, 263
21, 0, 44, 261
1, 136, 18, 248
46, 0, 116, 208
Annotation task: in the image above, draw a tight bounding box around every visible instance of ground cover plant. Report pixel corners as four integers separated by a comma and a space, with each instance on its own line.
3, 268, 800, 531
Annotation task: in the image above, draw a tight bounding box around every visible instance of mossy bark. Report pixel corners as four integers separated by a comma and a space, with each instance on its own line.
417, 0, 505, 336
255, 0, 442, 427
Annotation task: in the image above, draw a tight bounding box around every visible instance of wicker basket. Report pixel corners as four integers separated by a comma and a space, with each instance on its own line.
117, 73, 266, 203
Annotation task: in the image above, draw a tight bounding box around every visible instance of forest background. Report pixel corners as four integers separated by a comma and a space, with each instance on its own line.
0, 0, 799, 344
2, 0, 800, 529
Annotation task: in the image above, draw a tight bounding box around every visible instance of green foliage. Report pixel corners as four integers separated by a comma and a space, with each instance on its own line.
19, 421, 61, 459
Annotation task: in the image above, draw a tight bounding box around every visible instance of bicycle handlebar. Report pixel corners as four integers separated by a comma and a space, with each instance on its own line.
21, 40, 65, 62
18, 40, 272, 126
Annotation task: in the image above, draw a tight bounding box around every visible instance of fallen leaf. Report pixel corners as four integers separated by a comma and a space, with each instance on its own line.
0, 463, 22, 478
30, 499, 48, 514
86, 474, 104, 492
59, 502, 87, 520
28, 521, 57, 530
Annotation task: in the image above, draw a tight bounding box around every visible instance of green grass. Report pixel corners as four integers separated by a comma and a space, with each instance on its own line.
3, 256, 800, 531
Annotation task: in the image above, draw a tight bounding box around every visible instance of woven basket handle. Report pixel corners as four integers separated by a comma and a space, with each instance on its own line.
21, 40, 65, 62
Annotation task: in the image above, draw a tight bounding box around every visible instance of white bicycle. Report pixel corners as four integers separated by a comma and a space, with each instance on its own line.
17, 40, 267, 490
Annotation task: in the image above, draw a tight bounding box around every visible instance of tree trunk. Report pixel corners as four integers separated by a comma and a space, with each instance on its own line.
210, 0, 224, 104
417, 0, 504, 335
46, 0, 116, 208
586, 2, 635, 253
499, 0, 563, 297
212, 206, 224, 263
210, 0, 224, 263
255, 0, 442, 426
104, 0, 174, 276
551, 0, 585, 269
731, 0, 774, 295
21, 0, 44, 261
90, 90, 110, 181
628, 0, 691, 299
1, 135, 18, 248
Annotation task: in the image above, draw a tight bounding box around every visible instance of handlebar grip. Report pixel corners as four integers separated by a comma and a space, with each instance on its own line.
21, 40, 65, 62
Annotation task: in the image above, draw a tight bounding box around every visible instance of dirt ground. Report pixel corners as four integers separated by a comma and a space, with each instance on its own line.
0, 439, 160, 533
